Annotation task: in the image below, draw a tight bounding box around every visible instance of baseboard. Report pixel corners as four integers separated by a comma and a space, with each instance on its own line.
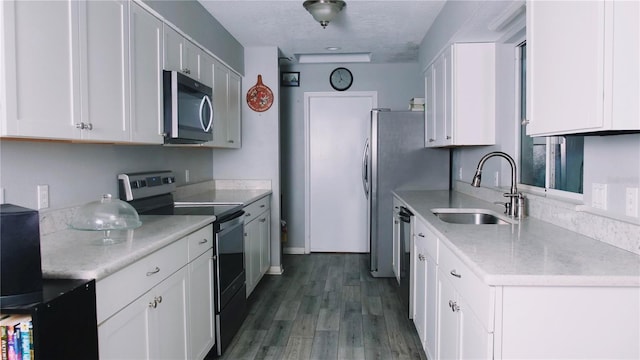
267, 265, 284, 275
283, 247, 306, 255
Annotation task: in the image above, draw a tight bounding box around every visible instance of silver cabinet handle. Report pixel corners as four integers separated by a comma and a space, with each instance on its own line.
183, 68, 191, 74
245, 213, 251, 217
418, 233, 425, 238
428, 138, 435, 142
260, 218, 267, 223
155, 296, 162, 304
75, 122, 93, 130
228, 140, 235, 143
418, 254, 425, 261
448, 300, 460, 312
199, 238, 208, 245
146, 267, 160, 276
260, 204, 265, 208
149, 300, 157, 308
450, 270, 461, 278
446, 135, 451, 140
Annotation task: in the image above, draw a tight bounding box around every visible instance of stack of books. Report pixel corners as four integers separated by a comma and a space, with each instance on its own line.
0, 315, 33, 360
409, 97, 425, 111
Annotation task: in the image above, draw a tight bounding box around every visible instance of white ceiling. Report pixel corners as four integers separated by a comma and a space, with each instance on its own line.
197, 0, 449, 64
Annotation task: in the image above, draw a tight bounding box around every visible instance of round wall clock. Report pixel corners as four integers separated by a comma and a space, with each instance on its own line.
330, 67, 353, 91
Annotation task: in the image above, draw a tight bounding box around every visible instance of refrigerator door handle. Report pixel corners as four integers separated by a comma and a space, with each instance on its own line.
361, 138, 370, 198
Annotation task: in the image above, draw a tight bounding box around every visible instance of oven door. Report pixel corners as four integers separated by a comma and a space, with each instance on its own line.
215, 211, 245, 312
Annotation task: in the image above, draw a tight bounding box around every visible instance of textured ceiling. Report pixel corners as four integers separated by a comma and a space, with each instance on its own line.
197, 0, 447, 64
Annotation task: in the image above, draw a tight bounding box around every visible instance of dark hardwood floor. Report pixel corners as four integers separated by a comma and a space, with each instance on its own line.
220, 253, 427, 360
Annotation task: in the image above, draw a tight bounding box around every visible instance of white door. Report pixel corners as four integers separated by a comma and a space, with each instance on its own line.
305, 92, 377, 253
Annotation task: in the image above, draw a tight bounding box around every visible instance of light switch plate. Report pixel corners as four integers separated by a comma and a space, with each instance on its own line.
592, 183, 607, 210
37, 184, 49, 209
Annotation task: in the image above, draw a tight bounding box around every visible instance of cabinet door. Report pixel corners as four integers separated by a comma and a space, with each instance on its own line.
130, 2, 163, 144
392, 202, 401, 285
98, 288, 152, 360
424, 67, 436, 147
163, 24, 182, 72
188, 249, 215, 360
210, 60, 229, 147
433, 53, 448, 147
437, 271, 459, 360
459, 297, 493, 359
413, 237, 428, 346
1, 0, 81, 139
181, 39, 200, 80
148, 267, 189, 360
81, 0, 129, 142
244, 218, 259, 297
227, 71, 242, 148
526, 0, 606, 135
259, 212, 271, 276
200, 53, 214, 88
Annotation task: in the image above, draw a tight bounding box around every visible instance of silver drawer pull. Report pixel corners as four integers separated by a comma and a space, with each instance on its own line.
199, 238, 208, 245
260, 204, 265, 208
450, 269, 461, 278
449, 300, 460, 312
155, 296, 163, 304
149, 300, 158, 308
418, 233, 425, 238
418, 254, 425, 261
260, 218, 267, 223
245, 213, 251, 217
146, 267, 160, 276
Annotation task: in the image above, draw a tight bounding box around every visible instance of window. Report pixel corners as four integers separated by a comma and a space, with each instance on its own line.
518, 42, 584, 195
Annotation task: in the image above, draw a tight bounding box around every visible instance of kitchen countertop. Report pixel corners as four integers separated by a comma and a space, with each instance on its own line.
394, 190, 640, 287
40, 188, 272, 281
41, 215, 215, 280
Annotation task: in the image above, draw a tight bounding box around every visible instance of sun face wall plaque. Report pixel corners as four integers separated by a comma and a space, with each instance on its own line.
246, 75, 273, 112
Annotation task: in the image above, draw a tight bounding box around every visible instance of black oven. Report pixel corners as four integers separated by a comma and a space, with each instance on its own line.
118, 171, 247, 357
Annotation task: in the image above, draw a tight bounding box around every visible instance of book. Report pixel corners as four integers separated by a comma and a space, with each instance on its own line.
1, 324, 7, 360
0, 316, 31, 360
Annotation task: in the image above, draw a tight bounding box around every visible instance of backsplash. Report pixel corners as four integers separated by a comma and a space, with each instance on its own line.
454, 181, 640, 255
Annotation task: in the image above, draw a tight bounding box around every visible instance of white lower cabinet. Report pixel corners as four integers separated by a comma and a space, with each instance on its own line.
409, 214, 640, 360
244, 195, 271, 297
99, 267, 189, 359
97, 224, 215, 360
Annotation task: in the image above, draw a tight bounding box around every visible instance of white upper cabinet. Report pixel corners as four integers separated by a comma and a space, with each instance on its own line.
129, 1, 164, 144
1, 0, 82, 140
204, 59, 241, 148
526, 0, 640, 136
163, 24, 213, 87
80, 0, 130, 142
425, 43, 496, 147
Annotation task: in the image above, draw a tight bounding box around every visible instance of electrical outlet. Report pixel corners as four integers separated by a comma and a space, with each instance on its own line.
185, 169, 190, 183
458, 167, 463, 180
494, 171, 500, 187
626, 187, 639, 218
591, 183, 607, 210
37, 184, 49, 209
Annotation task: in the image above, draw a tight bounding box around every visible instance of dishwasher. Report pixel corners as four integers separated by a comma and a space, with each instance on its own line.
399, 206, 413, 318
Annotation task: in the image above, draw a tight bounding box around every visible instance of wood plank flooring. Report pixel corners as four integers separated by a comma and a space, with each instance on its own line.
220, 253, 427, 360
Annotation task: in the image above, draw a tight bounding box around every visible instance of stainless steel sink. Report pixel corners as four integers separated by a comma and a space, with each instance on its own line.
431, 208, 515, 225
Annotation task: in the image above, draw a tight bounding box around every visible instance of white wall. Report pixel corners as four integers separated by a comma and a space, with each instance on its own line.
280, 62, 424, 251
0, 141, 212, 210
211, 46, 282, 271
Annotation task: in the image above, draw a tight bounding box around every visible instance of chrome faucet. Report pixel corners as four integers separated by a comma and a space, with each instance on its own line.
471, 151, 526, 218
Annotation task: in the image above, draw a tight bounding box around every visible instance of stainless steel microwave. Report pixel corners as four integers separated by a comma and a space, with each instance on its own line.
163, 70, 213, 144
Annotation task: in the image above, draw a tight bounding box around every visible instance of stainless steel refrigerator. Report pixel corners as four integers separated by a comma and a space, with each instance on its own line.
365, 109, 450, 277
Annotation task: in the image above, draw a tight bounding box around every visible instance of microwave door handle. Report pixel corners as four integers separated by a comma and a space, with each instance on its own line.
203, 95, 213, 132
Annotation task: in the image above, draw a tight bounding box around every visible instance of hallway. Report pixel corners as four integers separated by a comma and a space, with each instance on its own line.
220, 253, 427, 360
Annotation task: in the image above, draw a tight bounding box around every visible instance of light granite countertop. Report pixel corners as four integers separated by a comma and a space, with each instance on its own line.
394, 190, 640, 287
41, 215, 215, 280
40, 186, 272, 281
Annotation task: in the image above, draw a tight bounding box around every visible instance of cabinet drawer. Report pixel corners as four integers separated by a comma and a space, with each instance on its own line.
414, 219, 438, 262
439, 243, 494, 331
243, 196, 270, 224
187, 224, 213, 262
96, 237, 188, 324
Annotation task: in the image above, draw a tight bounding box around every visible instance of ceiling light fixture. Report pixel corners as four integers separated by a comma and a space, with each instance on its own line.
303, 0, 346, 29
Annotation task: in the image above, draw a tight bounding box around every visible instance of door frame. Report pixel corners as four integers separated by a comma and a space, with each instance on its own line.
303, 91, 378, 253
